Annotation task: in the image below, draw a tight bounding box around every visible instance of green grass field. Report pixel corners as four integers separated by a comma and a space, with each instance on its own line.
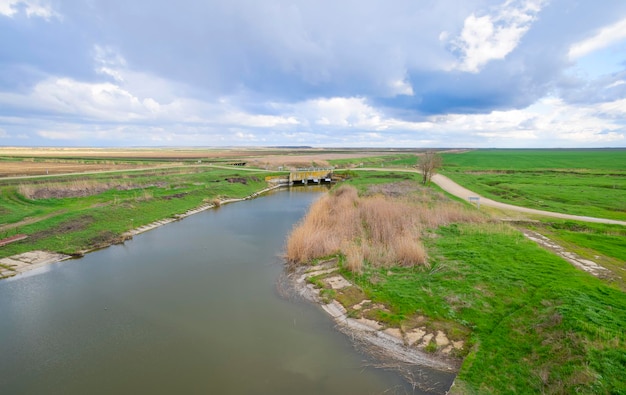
523, 220, 626, 289
0, 167, 271, 263
338, 221, 626, 394
441, 149, 626, 171
441, 149, 626, 221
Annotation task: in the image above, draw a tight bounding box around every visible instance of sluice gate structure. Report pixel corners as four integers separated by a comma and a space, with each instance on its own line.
265, 168, 334, 186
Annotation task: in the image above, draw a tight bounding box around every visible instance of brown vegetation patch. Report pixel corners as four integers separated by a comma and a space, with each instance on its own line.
29, 215, 94, 241
18, 181, 167, 199
87, 230, 128, 249
161, 193, 188, 200
365, 181, 423, 197
286, 184, 485, 272
24, 184, 111, 199
224, 176, 260, 185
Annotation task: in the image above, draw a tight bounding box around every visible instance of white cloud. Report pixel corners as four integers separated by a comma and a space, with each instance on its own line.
388, 79, 414, 96
450, 0, 546, 72
569, 17, 626, 60
3, 72, 624, 147
94, 45, 127, 82
219, 112, 299, 128
598, 98, 626, 117
0, 0, 60, 19
30, 78, 150, 120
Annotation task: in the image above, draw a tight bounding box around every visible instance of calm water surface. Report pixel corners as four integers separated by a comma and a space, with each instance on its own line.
0, 188, 453, 394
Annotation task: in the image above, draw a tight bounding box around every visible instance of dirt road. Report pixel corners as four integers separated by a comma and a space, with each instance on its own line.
431, 174, 626, 226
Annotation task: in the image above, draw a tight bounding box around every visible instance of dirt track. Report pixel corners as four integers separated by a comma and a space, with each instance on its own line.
355, 168, 625, 226
431, 174, 626, 226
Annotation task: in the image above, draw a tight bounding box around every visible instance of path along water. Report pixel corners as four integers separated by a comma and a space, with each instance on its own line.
0, 187, 454, 395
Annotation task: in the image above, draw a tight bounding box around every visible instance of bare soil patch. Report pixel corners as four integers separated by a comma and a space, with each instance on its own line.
87, 230, 129, 250
18, 181, 169, 200
29, 216, 94, 242
0, 234, 28, 247
225, 176, 260, 184
161, 192, 188, 200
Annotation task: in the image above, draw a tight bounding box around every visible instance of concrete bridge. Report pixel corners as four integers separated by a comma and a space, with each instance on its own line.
265, 168, 334, 186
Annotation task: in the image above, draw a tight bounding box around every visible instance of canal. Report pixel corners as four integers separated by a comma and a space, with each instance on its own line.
0, 188, 453, 394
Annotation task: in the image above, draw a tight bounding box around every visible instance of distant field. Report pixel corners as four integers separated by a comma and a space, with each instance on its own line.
0, 157, 169, 177
0, 147, 410, 177
441, 149, 626, 171
0, 147, 261, 160
441, 149, 626, 221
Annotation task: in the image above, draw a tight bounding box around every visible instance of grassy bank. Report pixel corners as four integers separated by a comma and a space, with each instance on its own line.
351, 223, 626, 393
440, 149, 626, 221
0, 166, 272, 264
523, 219, 626, 290
286, 172, 626, 394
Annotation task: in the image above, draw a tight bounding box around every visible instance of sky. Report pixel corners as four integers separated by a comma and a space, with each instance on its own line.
1, 0, 626, 148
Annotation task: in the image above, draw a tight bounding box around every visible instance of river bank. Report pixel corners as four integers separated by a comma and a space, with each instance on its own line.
282, 260, 460, 393
0, 184, 284, 280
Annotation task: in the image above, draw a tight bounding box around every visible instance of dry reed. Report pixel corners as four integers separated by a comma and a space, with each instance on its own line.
343, 241, 364, 274
285, 184, 486, 272
18, 180, 158, 199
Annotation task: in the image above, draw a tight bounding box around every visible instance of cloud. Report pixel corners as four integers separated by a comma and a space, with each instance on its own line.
558, 71, 626, 105
569, 17, 626, 59
25, 77, 157, 121
4, 88, 625, 147
0, 0, 625, 148
448, 0, 546, 72
0, 0, 60, 19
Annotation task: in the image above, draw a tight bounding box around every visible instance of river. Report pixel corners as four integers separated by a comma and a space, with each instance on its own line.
0, 188, 453, 394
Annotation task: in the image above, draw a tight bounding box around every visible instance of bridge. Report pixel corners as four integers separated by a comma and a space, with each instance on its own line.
265, 168, 334, 186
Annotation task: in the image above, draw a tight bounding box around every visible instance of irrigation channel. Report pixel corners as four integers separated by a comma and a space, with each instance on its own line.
0, 187, 454, 394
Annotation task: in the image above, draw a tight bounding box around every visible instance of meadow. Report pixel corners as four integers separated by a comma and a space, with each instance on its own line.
286, 170, 626, 394
440, 149, 626, 221
437, 149, 626, 289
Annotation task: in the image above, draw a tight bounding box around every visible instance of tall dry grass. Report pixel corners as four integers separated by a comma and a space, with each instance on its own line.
17, 180, 159, 199
285, 184, 486, 271
285, 185, 361, 263
342, 241, 364, 274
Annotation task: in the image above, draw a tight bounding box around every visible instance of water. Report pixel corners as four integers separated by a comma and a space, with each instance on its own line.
0, 188, 453, 394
